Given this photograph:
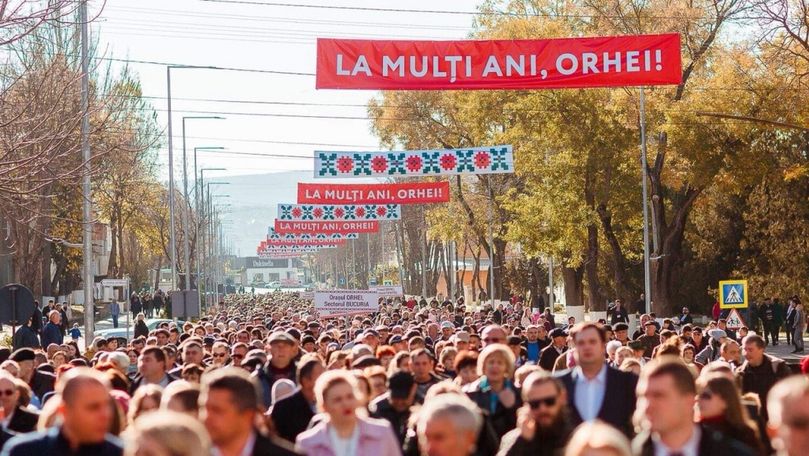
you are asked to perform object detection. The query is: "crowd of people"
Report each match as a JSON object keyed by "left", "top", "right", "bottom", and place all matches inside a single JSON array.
[{"left": 0, "top": 291, "right": 806, "bottom": 456}]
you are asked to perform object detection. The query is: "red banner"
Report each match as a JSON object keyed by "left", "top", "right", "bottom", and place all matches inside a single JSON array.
[
  {"left": 274, "top": 220, "right": 379, "bottom": 234},
  {"left": 316, "top": 34, "right": 681, "bottom": 90},
  {"left": 298, "top": 181, "right": 450, "bottom": 204}
]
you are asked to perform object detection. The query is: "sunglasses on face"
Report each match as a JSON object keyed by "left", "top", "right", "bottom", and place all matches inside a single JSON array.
[
  {"left": 213, "top": 352, "right": 228, "bottom": 358},
  {"left": 0, "top": 389, "right": 15, "bottom": 397},
  {"left": 527, "top": 396, "right": 557, "bottom": 409},
  {"left": 231, "top": 354, "right": 244, "bottom": 359}
]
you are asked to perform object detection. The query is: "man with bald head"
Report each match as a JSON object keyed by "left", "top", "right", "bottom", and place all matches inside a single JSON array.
[
  {"left": 2, "top": 368, "right": 123, "bottom": 455},
  {"left": 481, "top": 325, "right": 507, "bottom": 347}
]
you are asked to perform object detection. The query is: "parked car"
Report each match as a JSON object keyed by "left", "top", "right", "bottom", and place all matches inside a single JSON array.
[{"left": 94, "top": 318, "right": 183, "bottom": 340}]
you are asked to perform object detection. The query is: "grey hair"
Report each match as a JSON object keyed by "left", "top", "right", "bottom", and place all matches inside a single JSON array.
[{"left": 417, "top": 393, "right": 482, "bottom": 437}]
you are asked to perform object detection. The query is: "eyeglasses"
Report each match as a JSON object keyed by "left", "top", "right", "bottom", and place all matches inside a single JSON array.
[
  {"left": 0, "top": 389, "right": 15, "bottom": 397},
  {"left": 527, "top": 396, "right": 557, "bottom": 409},
  {"left": 231, "top": 354, "right": 244, "bottom": 359},
  {"left": 213, "top": 353, "right": 227, "bottom": 358}
]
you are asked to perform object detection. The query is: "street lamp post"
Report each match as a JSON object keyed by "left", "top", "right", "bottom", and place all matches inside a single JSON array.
[
  {"left": 181, "top": 117, "right": 223, "bottom": 292},
  {"left": 166, "top": 64, "right": 218, "bottom": 293},
  {"left": 199, "top": 177, "right": 227, "bottom": 307}
]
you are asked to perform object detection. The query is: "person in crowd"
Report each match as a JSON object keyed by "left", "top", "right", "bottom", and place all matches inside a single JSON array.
[
  {"left": 417, "top": 393, "right": 483, "bottom": 456},
  {"left": 1, "top": 368, "right": 124, "bottom": 455},
  {"left": 40, "top": 311, "right": 64, "bottom": 349},
  {"left": 255, "top": 331, "right": 298, "bottom": 409},
  {"left": 295, "top": 370, "right": 400, "bottom": 455},
  {"left": 270, "top": 354, "right": 324, "bottom": 444},
  {"left": 633, "top": 357, "right": 756, "bottom": 456},
  {"left": 134, "top": 314, "right": 149, "bottom": 340},
  {"left": 123, "top": 410, "right": 210, "bottom": 456},
  {"left": 737, "top": 334, "right": 791, "bottom": 421},
  {"left": 637, "top": 320, "right": 660, "bottom": 359},
  {"left": 696, "top": 374, "right": 765, "bottom": 454},
  {"left": 160, "top": 381, "right": 200, "bottom": 418},
  {"left": 558, "top": 322, "right": 637, "bottom": 435},
  {"left": 130, "top": 347, "right": 176, "bottom": 393},
  {"left": 369, "top": 369, "right": 416, "bottom": 445},
  {"left": 200, "top": 367, "right": 298, "bottom": 456},
  {"left": 610, "top": 299, "right": 629, "bottom": 325},
  {"left": 11, "top": 318, "right": 39, "bottom": 351},
  {"left": 565, "top": 421, "right": 632, "bottom": 456},
  {"left": 719, "top": 340, "right": 742, "bottom": 369},
  {"left": 766, "top": 376, "right": 809, "bottom": 456},
  {"left": 522, "top": 325, "right": 546, "bottom": 365},
  {"left": 10, "top": 348, "right": 54, "bottom": 401},
  {"left": 791, "top": 300, "right": 805, "bottom": 354},
  {"left": 129, "top": 384, "right": 162, "bottom": 422},
  {"left": 538, "top": 329, "right": 567, "bottom": 371},
  {"left": 0, "top": 372, "right": 38, "bottom": 433},
  {"left": 497, "top": 371, "right": 572, "bottom": 456},
  {"left": 463, "top": 343, "right": 521, "bottom": 440},
  {"left": 411, "top": 348, "right": 443, "bottom": 404}
]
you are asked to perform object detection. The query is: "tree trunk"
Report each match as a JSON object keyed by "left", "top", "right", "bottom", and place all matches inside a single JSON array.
[
  {"left": 648, "top": 132, "right": 704, "bottom": 316},
  {"left": 562, "top": 264, "right": 584, "bottom": 321},
  {"left": 109, "top": 209, "right": 118, "bottom": 277},
  {"left": 597, "top": 203, "right": 630, "bottom": 301}
]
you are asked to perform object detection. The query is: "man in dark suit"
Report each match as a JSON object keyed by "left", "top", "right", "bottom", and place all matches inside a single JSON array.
[
  {"left": 556, "top": 322, "right": 638, "bottom": 436},
  {"left": 10, "top": 348, "right": 54, "bottom": 401},
  {"left": 270, "top": 355, "right": 324, "bottom": 444},
  {"left": 201, "top": 367, "right": 299, "bottom": 456},
  {"left": 632, "top": 357, "right": 756, "bottom": 456},
  {"left": 539, "top": 328, "right": 568, "bottom": 371},
  {"left": 2, "top": 368, "right": 124, "bottom": 456}
]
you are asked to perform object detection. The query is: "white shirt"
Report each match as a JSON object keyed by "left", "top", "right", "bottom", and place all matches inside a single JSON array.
[
  {"left": 328, "top": 424, "right": 360, "bottom": 456},
  {"left": 652, "top": 425, "right": 701, "bottom": 456},
  {"left": 573, "top": 364, "right": 607, "bottom": 421}
]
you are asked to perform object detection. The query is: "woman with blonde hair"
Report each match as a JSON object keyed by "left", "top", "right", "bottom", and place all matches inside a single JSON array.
[
  {"left": 124, "top": 410, "right": 211, "bottom": 456},
  {"left": 128, "top": 384, "right": 162, "bottom": 423},
  {"left": 565, "top": 421, "right": 632, "bottom": 456},
  {"left": 295, "top": 370, "right": 400, "bottom": 455},
  {"left": 462, "top": 343, "right": 520, "bottom": 441}
]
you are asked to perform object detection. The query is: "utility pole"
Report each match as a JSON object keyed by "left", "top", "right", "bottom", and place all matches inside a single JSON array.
[
  {"left": 80, "top": 0, "right": 94, "bottom": 345},
  {"left": 639, "top": 87, "right": 652, "bottom": 315},
  {"left": 166, "top": 67, "right": 177, "bottom": 292}
]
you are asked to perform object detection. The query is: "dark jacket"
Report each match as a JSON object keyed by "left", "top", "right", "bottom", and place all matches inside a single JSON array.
[
  {"left": 30, "top": 369, "right": 55, "bottom": 401},
  {"left": 40, "top": 322, "right": 63, "bottom": 348},
  {"left": 632, "top": 425, "right": 757, "bottom": 456},
  {"left": 464, "top": 378, "right": 522, "bottom": 440},
  {"left": 0, "top": 426, "right": 123, "bottom": 456},
  {"left": 252, "top": 431, "right": 300, "bottom": 456},
  {"left": 736, "top": 354, "right": 791, "bottom": 421},
  {"left": 254, "top": 359, "right": 297, "bottom": 409},
  {"left": 496, "top": 414, "right": 573, "bottom": 456},
  {"left": 29, "top": 307, "right": 42, "bottom": 334},
  {"left": 539, "top": 345, "right": 566, "bottom": 371},
  {"left": 11, "top": 326, "right": 39, "bottom": 351},
  {"left": 134, "top": 320, "right": 149, "bottom": 339},
  {"left": 610, "top": 306, "right": 629, "bottom": 325},
  {"left": 557, "top": 365, "right": 638, "bottom": 436},
  {"left": 369, "top": 392, "right": 410, "bottom": 445},
  {"left": 6, "top": 406, "right": 38, "bottom": 434},
  {"left": 271, "top": 389, "right": 315, "bottom": 444}
]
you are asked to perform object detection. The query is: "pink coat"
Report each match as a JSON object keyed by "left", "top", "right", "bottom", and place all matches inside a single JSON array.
[{"left": 295, "top": 416, "right": 401, "bottom": 456}]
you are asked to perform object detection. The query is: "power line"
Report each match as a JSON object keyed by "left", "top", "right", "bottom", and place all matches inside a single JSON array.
[
  {"left": 179, "top": 135, "right": 378, "bottom": 148},
  {"left": 104, "top": 4, "right": 471, "bottom": 30},
  {"left": 197, "top": 0, "right": 742, "bottom": 20},
  {"left": 94, "top": 56, "right": 314, "bottom": 76}
]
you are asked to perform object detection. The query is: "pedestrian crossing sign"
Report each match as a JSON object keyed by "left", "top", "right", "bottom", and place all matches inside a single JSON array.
[{"left": 719, "top": 280, "right": 748, "bottom": 309}]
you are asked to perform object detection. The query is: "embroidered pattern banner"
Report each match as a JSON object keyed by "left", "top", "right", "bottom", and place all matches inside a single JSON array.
[
  {"left": 316, "top": 34, "right": 682, "bottom": 90},
  {"left": 274, "top": 220, "right": 380, "bottom": 234},
  {"left": 267, "top": 228, "right": 359, "bottom": 240},
  {"left": 314, "top": 146, "right": 513, "bottom": 178},
  {"left": 298, "top": 181, "right": 450, "bottom": 204},
  {"left": 278, "top": 203, "right": 401, "bottom": 221}
]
